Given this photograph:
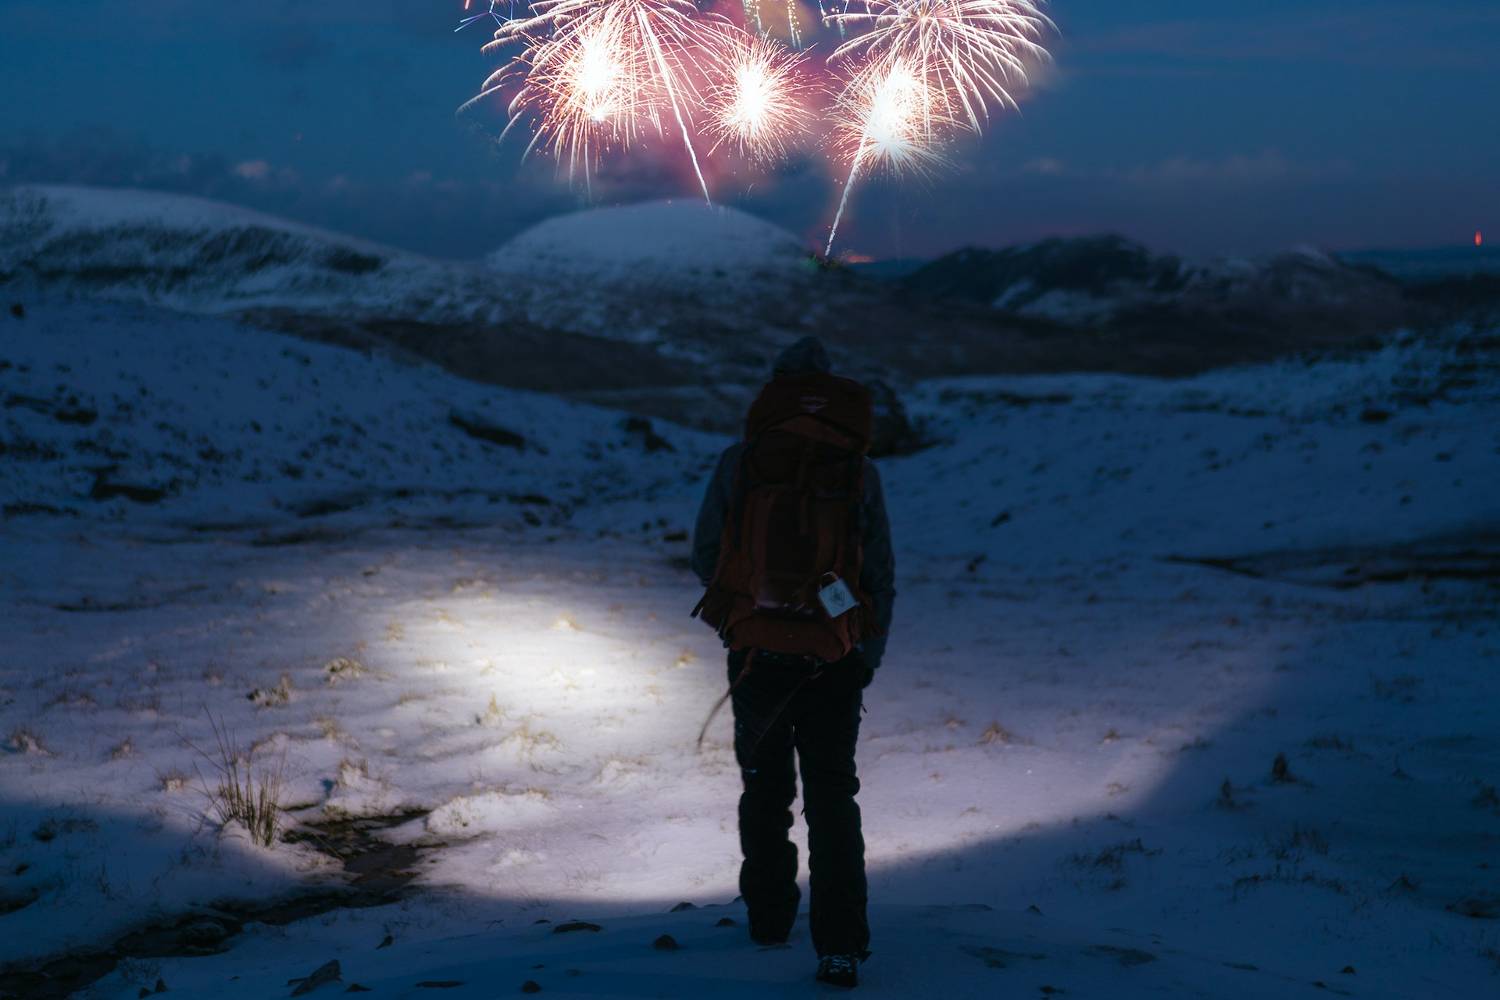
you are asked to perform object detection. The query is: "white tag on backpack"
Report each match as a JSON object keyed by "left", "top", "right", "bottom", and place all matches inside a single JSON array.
[{"left": 817, "top": 575, "right": 857, "bottom": 618}]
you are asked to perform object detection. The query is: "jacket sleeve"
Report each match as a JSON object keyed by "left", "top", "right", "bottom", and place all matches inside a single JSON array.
[
  {"left": 691, "top": 445, "right": 741, "bottom": 586},
  {"left": 858, "top": 459, "right": 896, "bottom": 673}
]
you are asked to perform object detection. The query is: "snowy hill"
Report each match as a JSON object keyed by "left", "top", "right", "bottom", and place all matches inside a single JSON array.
[
  {"left": 902, "top": 235, "right": 1415, "bottom": 337},
  {"left": 0, "top": 185, "right": 515, "bottom": 323},
  {"left": 0, "top": 188, "right": 881, "bottom": 430},
  {"left": 482, "top": 200, "right": 844, "bottom": 387},
  {"left": 489, "top": 200, "right": 809, "bottom": 284},
  {"left": 0, "top": 187, "right": 823, "bottom": 342},
  {"left": 0, "top": 188, "right": 823, "bottom": 437}
]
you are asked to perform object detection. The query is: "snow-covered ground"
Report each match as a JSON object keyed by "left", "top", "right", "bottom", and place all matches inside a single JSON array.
[
  {"left": 0, "top": 299, "right": 704, "bottom": 532},
  {"left": 2, "top": 301, "right": 1498, "bottom": 997}
]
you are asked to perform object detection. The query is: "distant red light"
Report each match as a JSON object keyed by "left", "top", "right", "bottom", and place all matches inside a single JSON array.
[{"left": 1478, "top": 230, "right": 1485, "bottom": 248}]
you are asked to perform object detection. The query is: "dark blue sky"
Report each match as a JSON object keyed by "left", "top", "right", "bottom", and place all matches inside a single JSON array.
[{"left": 2, "top": 0, "right": 1495, "bottom": 259}]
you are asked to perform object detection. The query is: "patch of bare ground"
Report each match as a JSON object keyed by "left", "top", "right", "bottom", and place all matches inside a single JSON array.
[{"left": 0, "top": 809, "right": 431, "bottom": 999}]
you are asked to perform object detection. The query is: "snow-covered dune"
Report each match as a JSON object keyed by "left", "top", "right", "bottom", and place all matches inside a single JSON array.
[
  {"left": 484, "top": 200, "right": 826, "bottom": 349},
  {"left": 489, "top": 200, "right": 808, "bottom": 281},
  {"left": 0, "top": 185, "right": 514, "bottom": 322}
]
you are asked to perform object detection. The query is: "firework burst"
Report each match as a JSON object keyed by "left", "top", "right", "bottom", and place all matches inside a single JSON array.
[
  {"left": 466, "top": 0, "right": 730, "bottom": 199},
  {"left": 826, "top": 60, "right": 951, "bottom": 254},
  {"left": 457, "top": 1, "right": 517, "bottom": 32},
  {"left": 499, "top": 10, "right": 652, "bottom": 183},
  {"left": 706, "top": 35, "right": 814, "bottom": 164},
  {"left": 825, "top": 0, "right": 1053, "bottom": 132},
  {"left": 459, "top": 0, "right": 1055, "bottom": 252}
]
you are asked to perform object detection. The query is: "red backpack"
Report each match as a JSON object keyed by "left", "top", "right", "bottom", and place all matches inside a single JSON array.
[{"left": 693, "top": 372, "right": 877, "bottom": 663}]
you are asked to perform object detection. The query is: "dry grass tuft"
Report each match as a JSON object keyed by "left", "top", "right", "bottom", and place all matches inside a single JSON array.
[
  {"left": 7, "top": 728, "right": 49, "bottom": 756},
  {"left": 476, "top": 692, "right": 505, "bottom": 727},
  {"left": 247, "top": 674, "right": 293, "bottom": 708},
  {"left": 189, "top": 712, "right": 286, "bottom": 847},
  {"left": 979, "top": 722, "right": 1023, "bottom": 746},
  {"left": 323, "top": 657, "right": 365, "bottom": 685}
]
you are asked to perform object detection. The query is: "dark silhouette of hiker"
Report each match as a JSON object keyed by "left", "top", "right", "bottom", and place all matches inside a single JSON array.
[{"left": 691, "top": 336, "right": 896, "bottom": 988}]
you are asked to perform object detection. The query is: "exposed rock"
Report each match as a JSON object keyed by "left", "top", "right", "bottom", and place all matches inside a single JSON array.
[
  {"left": 552, "top": 921, "right": 603, "bottom": 934},
  {"left": 866, "top": 379, "right": 928, "bottom": 457},
  {"left": 0, "top": 888, "right": 40, "bottom": 916},
  {"left": 88, "top": 468, "right": 168, "bottom": 504},
  {"left": 1447, "top": 894, "right": 1499, "bottom": 919},
  {"left": 288, "top": 959, "right": 341, "bottom": 995},
  {"left": 623, "top": 416, "right": 675, "bottom": 453},
  {"left": 178, "top": 918, "right": 232, "bottom": 952},
  {"left": 448, "top": 409, "right": 527, "bottom": 451}
]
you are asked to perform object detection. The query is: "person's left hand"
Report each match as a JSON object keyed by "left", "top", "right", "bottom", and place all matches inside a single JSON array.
[{"left": 850, "top": 651, "right": 875, "bottom": 689}]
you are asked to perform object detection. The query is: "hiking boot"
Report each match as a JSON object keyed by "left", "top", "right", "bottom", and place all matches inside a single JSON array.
[{"left": 816, "top": 954, "right": 859, "bottom": 988}]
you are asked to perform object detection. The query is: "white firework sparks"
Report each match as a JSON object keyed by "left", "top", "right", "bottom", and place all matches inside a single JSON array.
[
  {"left": 825, "top": 0, "right": 1053, "bottom": 132},
  {"left": 706, "top": 34, "right": 814, "bottom": 163},
  {"left": 826, "top": 59, "right": 952, "bottom": 255},
  {"left": 464, "top": 0, "right": 730, "bottom": 200},
  {"left": 457, "top": 0, "right": 1056, "bottom": 252}
]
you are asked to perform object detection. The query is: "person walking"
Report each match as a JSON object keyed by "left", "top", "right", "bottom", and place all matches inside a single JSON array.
[{"left": 691, "top": 336, "right": 896, "bottom": 988}]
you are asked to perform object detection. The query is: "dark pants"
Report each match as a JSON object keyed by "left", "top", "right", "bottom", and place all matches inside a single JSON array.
[{"left": 729, "top": 649, "right": 869, "bottom": 958}]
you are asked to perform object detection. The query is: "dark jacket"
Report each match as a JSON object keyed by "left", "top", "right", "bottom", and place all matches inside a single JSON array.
[{"left": 690, "top": 441, "right": 896, "bottom": 674}]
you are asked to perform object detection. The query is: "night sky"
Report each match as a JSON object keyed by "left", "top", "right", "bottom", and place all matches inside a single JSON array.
[{"left": 2, "top": 0, "right": 1495, "bottom": 259}]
